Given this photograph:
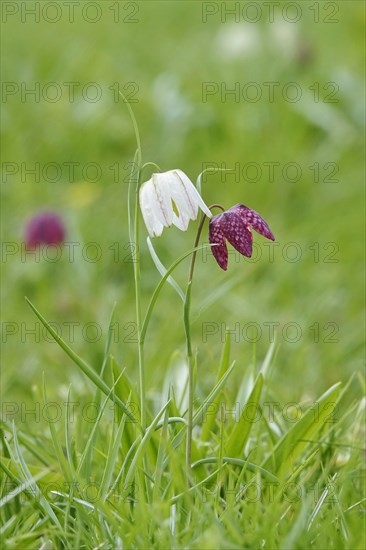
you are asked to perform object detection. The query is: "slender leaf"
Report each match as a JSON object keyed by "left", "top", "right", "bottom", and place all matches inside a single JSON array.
[
  {"left": 167, "top": 361, "right": 237, "bottom": 456},
  {"left": 262, "top": 382, "right": 342, "bottom": 476},
  {"left": 191, "top": 457, "right": 278, "bottom": 483},
  {"left": 25, "top": 298, "right": 139, "bottom": 426},
  {"left": 201, "top": 331, "right": 231, "bottom": 441},
  {"left": 140, "top": 243, "right": 211, "bottom": 344},
  {"left": 124, "top": 400, "right": 171, "bottom": 487},
  {"left": 12, "top": 423, "right": 62, "bottom": 531},
  {"left": 147, "top": 236, "right": 185, "bottom": 301},
  {"left": 225, "top": 373, "right": 264, "bottom": 458}
]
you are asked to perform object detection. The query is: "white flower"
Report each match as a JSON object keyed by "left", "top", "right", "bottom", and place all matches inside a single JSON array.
[{"left": 139, "top": 169, "right": 212, "bottom": 237}]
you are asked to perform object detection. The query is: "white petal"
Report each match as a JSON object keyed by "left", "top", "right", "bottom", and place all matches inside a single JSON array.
[
  {"left": 139, "top": 179, "right": 164, "bottom": 237},
  {"left": 174, "top": 169, "right": 212, "bottom": 219},
  {"left": 172, "top": 208, "right": 190, "bottom": 231},
  {"left": 170, "top": 170, "right": 197, "bottom": 219},
  {"left": 152, "top": 173, "right": 174, "bottom": 227},
  {"left": 139, "top": 169, "right": 211, "bottom": 237},
  {"left": 168, "top": 178, "right": 193, "bottom": 231}
]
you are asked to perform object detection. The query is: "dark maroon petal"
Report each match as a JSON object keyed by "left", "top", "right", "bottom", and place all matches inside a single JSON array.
[
  {"left": 230, "top": 204, "right": 275, "bottom": 241},
  {"left": 25, "top": 212, "right": 65, "bottom": 249},
  {"left": 209, "top": 214, "right": 228, "bottom": 270},
  {"left": 221, "top": 211, "right": 253, "bottom": 258}
]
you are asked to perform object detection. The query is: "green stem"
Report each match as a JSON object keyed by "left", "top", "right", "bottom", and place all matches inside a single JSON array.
[
  {"left": 119, "top": 90, "right": 145, "bottom": 429},
  {"left": 134, "top": 162, "right": 145, "bottom": 428},
  {"left": 184, "top": 282, "right": 193, "bottom": 476},
  {"left": 184, "top": 205, "right": 225, "bottom": 474}
]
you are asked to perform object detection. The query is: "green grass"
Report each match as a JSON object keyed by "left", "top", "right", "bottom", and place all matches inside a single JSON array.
[
  {"left": 1, "top": 1, "right": 365, "bottom": 548},
  {"left": 1, "top": 315, "right": 364, "bottom": 548}
]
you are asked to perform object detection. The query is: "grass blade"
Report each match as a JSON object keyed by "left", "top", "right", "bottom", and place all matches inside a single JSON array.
[
  {"left": 167, "top": 361, "right": 237, "bottom": 456},
  {"left": 147, "top": 236, "right": 185, "bottom": 301},
  {"left": 124, "top": 400, "right": 171, "bottom": 487},
  {"left": 201, "top": 331, "right": 231, "bottom": 441},
  {"left": 25, "top": 297, "right": 139, "bottom": 426},
  {"left": 225, "top": 373, "right": 264, "bottom": 458},
  {"left": 12, "top": 423, "right": 62, "bottom": 531},
  {"left": 262, "top": 382, "right": 342, "bottom": 476}
]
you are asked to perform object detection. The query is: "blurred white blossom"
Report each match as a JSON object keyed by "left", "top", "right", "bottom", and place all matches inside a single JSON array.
[{"left": 215, "top": 23, "right": 262, "bottom": 59}]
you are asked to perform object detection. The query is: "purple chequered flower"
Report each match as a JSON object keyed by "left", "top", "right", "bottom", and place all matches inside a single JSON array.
[
  {"left": 209, "top": 204, "right": 275, "bottom": 270},
  {"left": 25, "top": 212, "right": 65, "bottom": 250}
]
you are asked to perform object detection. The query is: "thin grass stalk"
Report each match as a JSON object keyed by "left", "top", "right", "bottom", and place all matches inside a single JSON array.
[{"left": 119, "top": 91, "right": 146, "bottom": 428}]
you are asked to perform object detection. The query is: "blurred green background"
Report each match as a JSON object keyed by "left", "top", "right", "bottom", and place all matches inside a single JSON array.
[{"left": 1, "top": 1, "right": 364, "bottom": 411}]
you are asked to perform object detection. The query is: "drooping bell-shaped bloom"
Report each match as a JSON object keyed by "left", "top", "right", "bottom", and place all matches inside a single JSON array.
[
  {"left": 25, "top": 211, "right": 65, "bottom": 249},
  {"left": 209, "top": 204, "right": 275, "bottom": 270},
  {"left": 139, "top": 169, "right": 212, "bottom": 238}
]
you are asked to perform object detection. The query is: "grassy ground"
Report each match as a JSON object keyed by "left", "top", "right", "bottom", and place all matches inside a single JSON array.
[{"left": 1, "top": 1, "right": 365, "bottom": 548}]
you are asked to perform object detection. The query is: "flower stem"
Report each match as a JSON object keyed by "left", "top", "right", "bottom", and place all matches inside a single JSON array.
[
  {"left": 134, "top": 166, "right": 146, "bottom": 429},
  {"left": 120, "top": 91, "right": 145, "bottom": 429},
  {"left": 184, "top": 210, "right": 217, "bottom": 474},
  {"left": 184, "top": 282, "right": 194, "bottom": 477}
]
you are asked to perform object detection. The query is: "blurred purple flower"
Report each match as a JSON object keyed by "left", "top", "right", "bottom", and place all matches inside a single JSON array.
[
  {"left": 25, "top": 212, "right": 65, "bottom": 249},
  {"left": 209, "top": 204, "right": 275, "bottom": 270}
]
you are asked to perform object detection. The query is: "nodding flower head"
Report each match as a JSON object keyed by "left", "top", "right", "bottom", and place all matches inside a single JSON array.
[
  {"left": 139, "top": 169, "right": 211, "bottom": 238},
  {"left": 209, "top": 204, "right": 275, "bottom": 270},
  {"left": 25, "top": 211, "right": 66, "bottom": 250}
]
